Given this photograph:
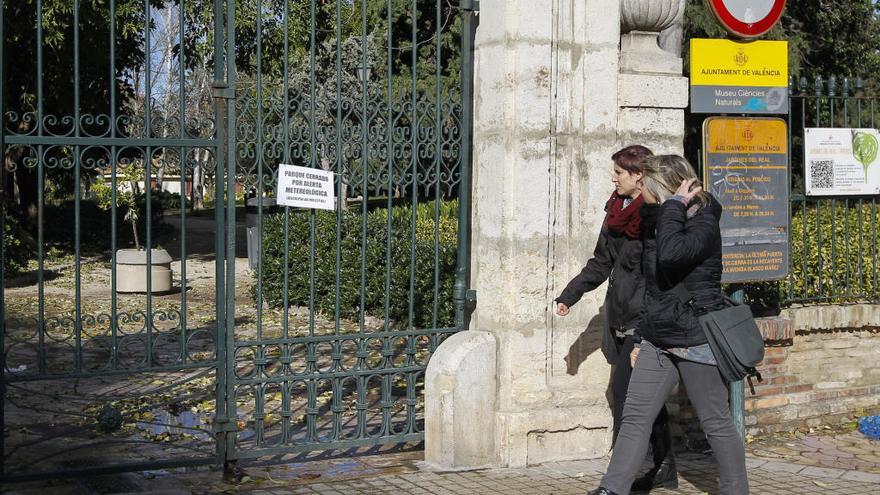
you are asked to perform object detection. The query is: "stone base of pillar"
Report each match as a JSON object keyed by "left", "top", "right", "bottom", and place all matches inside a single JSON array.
[
  {"left": 424, "top": 331, "right": 498, "bottom": 470},
  {"left": 619, "top": 31, "right": 682, "bottom": 75},
  {"left": 495, "top": 406, "right": 612, "bottom": 468},
  {"left": 425, "top": 330, "right": 614, "bottom": 470}
]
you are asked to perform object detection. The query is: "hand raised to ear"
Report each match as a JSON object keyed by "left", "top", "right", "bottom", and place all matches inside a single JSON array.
[{"left": 675, "top": 178, "right": 702, "bottom": 203}]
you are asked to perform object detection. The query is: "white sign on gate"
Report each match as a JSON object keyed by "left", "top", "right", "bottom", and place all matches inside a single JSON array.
[
  {"left": 276, "top": 163, "right": 336, "bottom": 210},
  {"left": 805, "top": 128, "right": 880, "bottom": 196}
]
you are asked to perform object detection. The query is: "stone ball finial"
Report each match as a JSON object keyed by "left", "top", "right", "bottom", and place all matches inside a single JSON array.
[{"left": 621, "top": 0, "right": 686, "bottom": 33}]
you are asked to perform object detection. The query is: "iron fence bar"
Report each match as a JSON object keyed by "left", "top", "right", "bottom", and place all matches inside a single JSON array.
[
  {"left": 110, "top": 0, "right": 119, "bottom": 371},
  {"left": 858, "top": 198, "right": 867, "bottom": 292},
  {"left": 308, "top": 0, "right": 317, "bottom": 339},
  {"left": 213, "top": 0, "right": 231, "bottom": 468},
  {"left": 178, "top": 0, "right": 186, "bottom": 140},
  {"left": 282, "top": 0, "right": 291, "bottom": 345},
  {"left": 813, "top": 88, "right": 824, "bottom": 300},
  {"left": 255, "top": 0, "right": 264, "bottom": 343},
  {"left": 431, "top": 0, "right": 442, "bottom": 331},
  {"left": 281, "top": 0, "right": 292, "bottom": 445},
  {"left": 72, "top": 0, "right": 82, "bottom": 372},
  {"left": 359, "top": 0, "right": 369, "bottom": 335},
  {"left": 178, "top": 0, "right": 188, "bottom": 365},
  {"left": 74, "top": 150, "right": 83, "bottom": 373},
  {"left": 36, "top": 0, "right": 47, "bottom": 377},
  {"left": 179, "top": 146, "right": 188, "bottom": 364},
  {"left": 36, "top": 153, "right": 46, "bottom": 374},
  {"left": 857, "top": 97, "right": 864, "bottom": 295},
  {"left": 801, "top": 92, "right": 808, "bottom": 297},
  {"left": 383, "top": 0, "right": 394, "bottom": 334},
  {"left": 873, "top": 100, "right": 878, "bottom": 301},
  {"left": 407, "top": 0, "right": 419, "bottom": 331},
  {"left": 74, "top": 0, "right": 83, "bottom": 373},
  {"left": 454, "top": 3, "right": 476, "bottom": 329},
  {"left": 829, "top": 90, "right": 837, "bottom": 299},
  {"left": 844, "top": 196, "right": 850, "bottom": 297},
  {"left": 146, "top": 143, "right": 154, "bottom": 365},
  {"left": 223, "top": 0, "right": 238, "bottom": 466},
  {"left": 144, "top": 0, "right": 152, "bottom": 138},
  {"left": 334, "top": 0, "right": 343, "bottom": 335}
]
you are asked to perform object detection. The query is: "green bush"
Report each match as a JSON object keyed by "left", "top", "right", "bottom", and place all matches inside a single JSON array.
[
  {"left": 148, "top": 190, "right": 190, "bottom": 211},
  {"left": 785, "top": 201, "right": 879, "bottom": 302},
  {"left": 258, "top": 200, "right": 458, "bottom": 329},
  {"left": 735, "top": 201, "right": 880, "bottom": 312}
]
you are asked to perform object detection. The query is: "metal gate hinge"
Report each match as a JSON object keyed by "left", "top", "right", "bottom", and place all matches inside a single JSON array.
[
  {"left": 459, "top": 0, "right": 479, "bottom": 11},
  {"left": 465, "top": 289, "right": 477, "bottom": 304},
  {"left": 211, "top": 83, "right": 235, "bottom": 100}
]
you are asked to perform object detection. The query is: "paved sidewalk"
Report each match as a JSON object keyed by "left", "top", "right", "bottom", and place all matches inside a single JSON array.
[
  {"left": 748, "top": 430, "right": 880, "bottom": 473},
  {"left": 4, "top": 432, "right": 880, "bottom": 494},
  {"left": 5, "top": 451, "right": 880, "bottom": 495}
]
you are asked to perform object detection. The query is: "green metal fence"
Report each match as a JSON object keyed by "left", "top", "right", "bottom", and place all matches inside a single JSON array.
[
  {"left": 1, "top": 0, "right": 474, "bottom": 480},
  {"left": 785, "top": 76, "right": 880, "bottom": 305},
  {"left": 222, "top": 0, "right": 475, "bottom": 465}
]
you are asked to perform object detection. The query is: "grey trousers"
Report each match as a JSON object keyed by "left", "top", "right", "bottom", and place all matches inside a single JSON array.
[{"left": 600, "top": 341, "right": 749, "bottom": 495}]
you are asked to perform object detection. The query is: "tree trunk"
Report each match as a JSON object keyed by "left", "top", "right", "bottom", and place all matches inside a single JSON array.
[{"left": 131, "top": 218, "right": 140, "bottom": 250}]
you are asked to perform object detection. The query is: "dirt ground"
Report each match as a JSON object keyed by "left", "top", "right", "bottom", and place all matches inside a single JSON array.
[{"left": 2, "top": 212, "right": 419, "bottom": 479}]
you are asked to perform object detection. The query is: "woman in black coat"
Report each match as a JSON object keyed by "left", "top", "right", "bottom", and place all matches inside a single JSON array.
[
  {"left": 588, "top": 155, "right": 748, "bottom": 495},
  {"left": 555, "top": 145, "right": 676, "bottom": 492}
]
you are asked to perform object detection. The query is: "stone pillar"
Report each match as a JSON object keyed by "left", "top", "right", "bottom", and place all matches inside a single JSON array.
[
  {"left": 425, "top": 0, "right": 624, "bottom": 469},
  {"left": 618, "top": 0, "right": 689, "bottom": 153}
]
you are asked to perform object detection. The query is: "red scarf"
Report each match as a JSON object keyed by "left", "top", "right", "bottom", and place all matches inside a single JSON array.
[{"left": 603, "top": 192, "right": 644, "bottom": 239}]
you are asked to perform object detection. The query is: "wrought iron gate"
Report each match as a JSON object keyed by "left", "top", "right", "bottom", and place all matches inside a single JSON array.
[
  {"left": 1, "top": 0, "right": 474, "bottom": 480},
  {"left": 221, "top": 0, "right": 475, "bottom": 464}
]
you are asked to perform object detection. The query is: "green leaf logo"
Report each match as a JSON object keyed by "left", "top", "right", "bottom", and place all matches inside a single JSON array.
[{"left": 852, "top": 131, "right": 878, "bottom": 180}]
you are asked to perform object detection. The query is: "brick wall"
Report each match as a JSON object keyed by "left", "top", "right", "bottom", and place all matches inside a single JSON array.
[{"left": 668, "top": 320, "right": 880, "bottom": 448}]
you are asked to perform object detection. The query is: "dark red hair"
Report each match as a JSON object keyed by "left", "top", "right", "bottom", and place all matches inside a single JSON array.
[{"left": 611, "top": 145, "right": 653, "bottom": 174}]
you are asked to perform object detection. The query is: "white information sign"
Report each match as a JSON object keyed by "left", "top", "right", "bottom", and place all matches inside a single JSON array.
[
  {"left": 276, "top": 163, "right": 336, "bottom": 210},
  {"left": 805, "top": 128, "right": 880, "bottom": 196}
]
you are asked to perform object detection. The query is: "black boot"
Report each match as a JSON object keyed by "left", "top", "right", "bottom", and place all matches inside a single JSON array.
[
  {"left": 631, "top": 418, "right": 677, "bottom": 492},
  {"left": 630, "top": 459, "right": 677, "bottom": 492},
  {"left": 587, "top": 488, "right": 620, "bottom": 495}
]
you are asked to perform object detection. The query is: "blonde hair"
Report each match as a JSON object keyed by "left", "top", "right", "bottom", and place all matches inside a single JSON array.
[{"left": 640, "top": 154, "right": 709, "bottom": 206}]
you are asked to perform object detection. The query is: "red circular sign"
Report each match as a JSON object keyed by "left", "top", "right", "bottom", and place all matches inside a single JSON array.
[{"left": 707, "top": 0, "right": 786, "bottom": 39}]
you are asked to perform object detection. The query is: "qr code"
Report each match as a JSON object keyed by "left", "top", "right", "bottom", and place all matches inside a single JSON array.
[{"left": 810, "top": 160, "right": 834, "bottom": 189}]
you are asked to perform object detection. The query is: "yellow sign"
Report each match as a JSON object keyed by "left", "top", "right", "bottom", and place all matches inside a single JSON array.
[
  {"left": 702, "top": 117, "right": 789, "bottom": 283},
  {"left": 691, "top": 38, "right": 788, "bottom": 87},
  {"left": 690, "top": 38, "right": 788, "bottom": 114},
  {"left": 705, "top": 118, "right": 787, "bottom": 154}
]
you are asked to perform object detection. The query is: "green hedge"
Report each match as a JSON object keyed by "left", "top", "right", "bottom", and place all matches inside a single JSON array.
[
  {"left": 744, "top": 201, "right": 880, "bottom": 310},
  {"left": 787, "top": 200, "right": 879, "bottom": 301},
  {"left": 258, "top": 200, "right": 458, "bottom": 329}
]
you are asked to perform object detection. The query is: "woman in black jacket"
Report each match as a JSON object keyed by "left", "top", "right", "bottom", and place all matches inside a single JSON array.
[
  {"left": 589, "top": 155, "right": 748, "bottom": 495},
  {"left": 555, "top": 145, "right": 676, "bottom": 491}
]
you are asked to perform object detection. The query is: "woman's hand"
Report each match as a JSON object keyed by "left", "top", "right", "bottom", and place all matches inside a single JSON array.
[
  {"left": 556, "top": 303, "right": 570, "bottom": 316},
  {"left": 630, "top": 347, "right": 640, "bottom": 368},
  {"left": 675, "top": 178, "right": 702, "bottom": 203}
]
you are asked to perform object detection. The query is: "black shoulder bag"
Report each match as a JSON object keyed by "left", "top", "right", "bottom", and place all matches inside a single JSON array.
[{"left": 675, "top": 286, "right": 765, "bottom": 394}]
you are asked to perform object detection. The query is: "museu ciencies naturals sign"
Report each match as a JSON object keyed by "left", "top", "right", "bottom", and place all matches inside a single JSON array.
[{"left": 690, "top": 38, "right": 788, "bottom": 114}]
